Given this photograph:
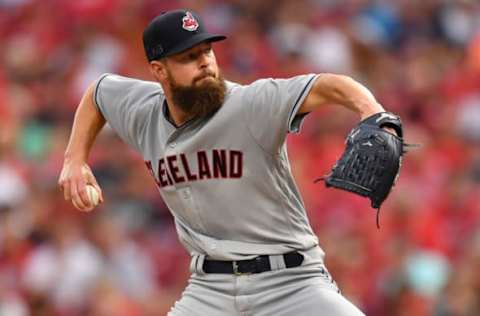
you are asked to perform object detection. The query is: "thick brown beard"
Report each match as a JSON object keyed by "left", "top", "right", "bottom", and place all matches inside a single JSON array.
[{"left": 167, "top": 72, "right": 226, "bottom": 119}]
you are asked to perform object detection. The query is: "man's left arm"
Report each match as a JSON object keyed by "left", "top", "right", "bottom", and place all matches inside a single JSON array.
[
  {"left": 304, "top": 74, "right": 407, "bottom": 218},
  {"left": 299, "top": 73, "right": 385, "bottom": 121}
]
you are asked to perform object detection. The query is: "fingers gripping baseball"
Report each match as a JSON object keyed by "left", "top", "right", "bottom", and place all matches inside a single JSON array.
[{"left": 58, "top": 162, "right": 103, "bottom": 212}]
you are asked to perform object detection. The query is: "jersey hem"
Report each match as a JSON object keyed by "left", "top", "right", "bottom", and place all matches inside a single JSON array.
[
  {"left": 287, "top": 74, "right": 319, "bottom": 134},
  {"left": 92, "top": 73, "right": 112, "bottom": 117}
]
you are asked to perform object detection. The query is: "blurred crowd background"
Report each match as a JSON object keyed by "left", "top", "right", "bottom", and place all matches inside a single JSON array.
[{"left": 1, "top": 0, "right": 480, "bottom": 315}]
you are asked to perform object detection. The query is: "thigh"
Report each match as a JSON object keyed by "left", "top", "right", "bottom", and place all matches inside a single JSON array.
[
  {"left": 167, "top": 274, "right": 238, "bottom": 316},
  {"left": 270, "top": 284, "right": 365, "bottom": 316},
  {"left": 252, "top": 267, "right": 365, "bottom": 316}
]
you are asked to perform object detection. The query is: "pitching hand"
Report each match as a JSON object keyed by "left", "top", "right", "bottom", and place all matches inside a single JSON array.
[{"left": 58, "top": 160, "right": 104, "bottom": 212}]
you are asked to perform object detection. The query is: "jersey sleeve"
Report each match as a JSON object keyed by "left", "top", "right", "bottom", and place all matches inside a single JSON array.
[
  {"left": 93, "top": 73, "right": 160, "bottom": 153},
  {"left": 242, "top": 74, "right": 318, "bottom": 154}
]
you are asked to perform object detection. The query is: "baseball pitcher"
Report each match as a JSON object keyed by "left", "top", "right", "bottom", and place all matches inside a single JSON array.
[{"left": 59, "top": 9, "right": 404, "bottom": 316}]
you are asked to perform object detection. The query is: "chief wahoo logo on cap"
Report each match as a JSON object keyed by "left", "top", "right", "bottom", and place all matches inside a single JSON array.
[{"left": 182, "top": 12, "right": 199, "bottom": 31}]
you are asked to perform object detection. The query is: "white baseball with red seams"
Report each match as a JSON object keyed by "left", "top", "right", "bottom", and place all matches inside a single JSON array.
[{"left": 86, "top": 185, "right": 100, "bottom": 206}]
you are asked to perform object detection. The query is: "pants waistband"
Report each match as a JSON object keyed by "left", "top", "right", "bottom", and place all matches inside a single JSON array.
[
  {"left": 202, "top": 251, "right": 304, "bottom": 275},
  {"left": 189, "top": 246, "right": 324, "bottom": 275}
]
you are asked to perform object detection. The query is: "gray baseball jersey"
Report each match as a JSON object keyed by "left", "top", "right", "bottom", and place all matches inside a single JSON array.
[{"left": 93, "top": 73, "right": 323, "bottom": 261}]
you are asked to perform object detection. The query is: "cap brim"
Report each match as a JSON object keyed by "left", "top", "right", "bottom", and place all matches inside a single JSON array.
[{"left": 165, "top": 33, "right": 227, "bottom": 57}]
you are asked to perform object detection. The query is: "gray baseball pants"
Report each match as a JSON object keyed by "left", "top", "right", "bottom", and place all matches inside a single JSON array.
[{"left": 168, "top": 247, "right": 365, "bottom": 316}]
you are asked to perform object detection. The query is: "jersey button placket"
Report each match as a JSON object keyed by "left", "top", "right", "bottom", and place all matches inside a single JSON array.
[{"left": 166, "top": 135, "right": 207, "bottom": 234}]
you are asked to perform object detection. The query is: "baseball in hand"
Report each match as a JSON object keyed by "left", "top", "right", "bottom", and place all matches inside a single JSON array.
[{"left": 86, "top": 185, "right": 100, "bottom": 206}]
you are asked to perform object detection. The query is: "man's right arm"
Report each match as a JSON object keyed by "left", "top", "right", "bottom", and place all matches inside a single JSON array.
[{"left": 58, "top": 82, "right": 105, "bottom": 212}]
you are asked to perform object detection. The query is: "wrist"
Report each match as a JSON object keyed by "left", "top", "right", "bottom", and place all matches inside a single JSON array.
[
  {"left": 359, "top": 103, "right": 385, "bottom": 121},
  {"left": 64, "top": 150, "right": 88, "bottom": 163}
]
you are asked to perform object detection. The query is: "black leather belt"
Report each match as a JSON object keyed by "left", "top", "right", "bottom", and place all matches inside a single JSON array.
[{"left": 202, "top": 252, "right": 304, "bottom": 275}]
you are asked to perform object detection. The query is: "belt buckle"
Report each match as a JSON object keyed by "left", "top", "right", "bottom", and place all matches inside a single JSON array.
[
  {"left": 233, "top": 261, "right": 243, "bottom": 275},
  {"left": 233, "top": 261, "right": 253, "bottom": 275}
]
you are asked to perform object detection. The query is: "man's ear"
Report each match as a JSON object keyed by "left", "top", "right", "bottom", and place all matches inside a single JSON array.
[{"left": 149, "top": 60, "right": 168, "bottom": 82}]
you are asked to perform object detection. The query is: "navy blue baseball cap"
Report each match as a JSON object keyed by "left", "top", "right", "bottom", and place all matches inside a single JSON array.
[{"left": 143, "top": 9, "right": 227, "bottom": 61}]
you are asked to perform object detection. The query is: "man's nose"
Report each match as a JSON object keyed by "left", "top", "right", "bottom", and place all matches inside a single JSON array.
[{"left": 198, "top": 53, "right": 211, "bottom": 69}]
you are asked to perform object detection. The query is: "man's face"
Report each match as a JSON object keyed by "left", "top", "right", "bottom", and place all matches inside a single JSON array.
[
  {"left": 165, "top": 42, "right": 220, "bottom": 87},
  {"left": 160, "top": 42, "right": 226, "bottom": 118}
]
